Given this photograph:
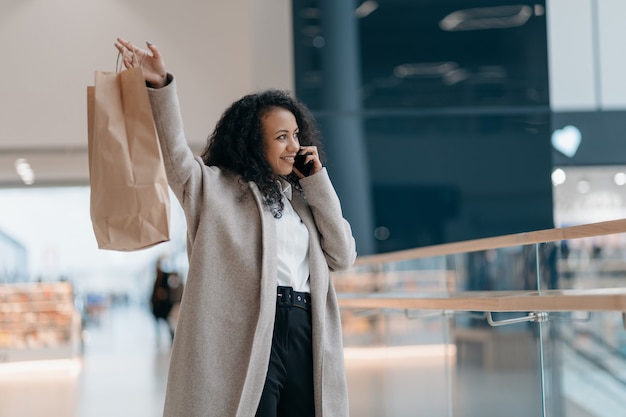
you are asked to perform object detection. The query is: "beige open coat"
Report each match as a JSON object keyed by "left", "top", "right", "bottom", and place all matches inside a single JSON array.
[{"left": 147, "top": 77, "right": 357, "bottom": 417}]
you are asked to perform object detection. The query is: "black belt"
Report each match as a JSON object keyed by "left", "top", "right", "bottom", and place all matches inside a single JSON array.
[{"left": 277, "top": 286, "right": 311, "bottom": 312}]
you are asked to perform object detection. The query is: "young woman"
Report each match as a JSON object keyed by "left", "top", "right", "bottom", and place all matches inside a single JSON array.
[{"left": 114, "top": 38, "right": 357, "bottom": 417}]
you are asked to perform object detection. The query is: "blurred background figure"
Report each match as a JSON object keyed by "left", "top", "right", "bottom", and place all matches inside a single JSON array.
[
  {"left": 150, "top": 258, "right": 184, "bottom": 346},
  {"left": 167, "top": 272, "right": 184, "bottom": 338}
]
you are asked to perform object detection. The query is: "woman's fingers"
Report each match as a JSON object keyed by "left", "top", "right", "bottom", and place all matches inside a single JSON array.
[
  {"left": 116, "top": 38, "right": 148, "bottom": 66},
  {"left": 116, "top": 38, "right": 138, "bottom": 53},
  {"left": 298, "top": 145, "right": 317, "bottom": 155},
  {"left": 146, "top": 42, "right": 161, "bottom": 59},
  {"left": 299, "top": 146, "right": 319, "bottom": 161},
  {"left": 116, "top": 39, "right": 163, "bottom": 68},
  {"left": 114, "top": 38, "right": 167, "bottom": 87},
  {"left": 298, "top": 146, "right": 322, "bottom": 175},
  {"left": 115, "top": 39, "right": 138, "bottom": 69},
  {"left": 115, "top": 38, "right": 134, "bottom": 56}
]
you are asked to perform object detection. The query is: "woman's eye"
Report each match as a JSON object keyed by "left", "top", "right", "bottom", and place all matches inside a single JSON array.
[{"left": 277, "top": 134, "right": 286, "bottom": 140}]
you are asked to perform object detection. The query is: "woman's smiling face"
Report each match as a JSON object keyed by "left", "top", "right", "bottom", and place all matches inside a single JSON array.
[{"left": 261, "top": 107, "right": 300, "bottom": 176}]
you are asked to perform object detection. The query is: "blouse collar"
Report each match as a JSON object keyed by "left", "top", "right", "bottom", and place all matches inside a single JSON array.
[{"left": 277, "top": 177, "right": 293, "bottom": 201}]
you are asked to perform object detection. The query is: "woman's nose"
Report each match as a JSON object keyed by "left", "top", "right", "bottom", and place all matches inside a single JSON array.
[{"left": 288, "top": 135, "right": 299, "bottom": 150}]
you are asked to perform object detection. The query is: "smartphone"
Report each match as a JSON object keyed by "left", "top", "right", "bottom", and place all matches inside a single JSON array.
[{"left": 294, "top": 152, "right": 313, "bottom": 176}]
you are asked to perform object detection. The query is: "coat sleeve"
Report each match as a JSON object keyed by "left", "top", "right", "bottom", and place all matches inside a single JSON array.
[
  {"left": 299, "top": 168, "right": 357, "bottom": 271},
  {"left": 146, "top": 74, "right": 204, "bottom": 207}
]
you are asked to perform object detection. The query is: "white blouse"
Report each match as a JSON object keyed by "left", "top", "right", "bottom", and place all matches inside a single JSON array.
[{"left": 275, "top": 179, "right": 310, "bottom": 292}]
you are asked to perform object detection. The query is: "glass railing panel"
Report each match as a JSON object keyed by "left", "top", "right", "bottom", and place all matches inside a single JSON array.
[
  {"left": 339, "top": 307, "right": 545, "bottom": 417},
  {"left": 342, "top": 309, "right": 455, "bottom": 417},
  {"left": 538, "top": 232, "right": 626, "bottom": 417},
  {"left": 335, "top": 243, "right": 548, "bottom": 416},
  {"left": 335, "top": 256, "right": 454, "bottom": 416},
  {"left": 555, "top": 232, "right": 626, "bottom": 291},
  {"left": 539, "top": 311, "right": 626, "bottom": 417},
  {"left": 449, "top": 244, "right": 545, "bottom": 292},
  {"left": 446, "top": 245, "right": 545, "bottom": 417},
  {"left": 452, "top": 317, "right": 544, "bottom": 417},
  {"left": 335, "top": 256, "right": 450, "bottom": 347}
]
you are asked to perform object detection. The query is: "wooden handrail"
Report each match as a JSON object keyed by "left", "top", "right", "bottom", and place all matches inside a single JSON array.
[
  {"left": 355, "top": 218, "right": 626, "bottom": 266},
  {"left": 337, "top": 288, "right": 626, "bottom": 312},
  {"left": 336, "top": 220, "right": 626, "bottom": 316}
]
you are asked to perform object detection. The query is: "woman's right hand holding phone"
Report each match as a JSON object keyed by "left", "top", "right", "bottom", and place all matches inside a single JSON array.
[{"left": 293, "top": 146, "right": 321, "bottom": 178}]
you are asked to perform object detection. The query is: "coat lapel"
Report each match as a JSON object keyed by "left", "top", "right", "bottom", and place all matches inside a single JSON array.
[
  {"left": 235, "top": 182, "right": 278, "bottom": 417},
  {"left": 290, "top": 187, "right": 329, "bottom": 413},
  {"left": 290, "top": 189, "right": 329, "bottom": 299}
]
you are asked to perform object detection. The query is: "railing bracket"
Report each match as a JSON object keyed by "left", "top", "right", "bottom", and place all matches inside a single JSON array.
[{"left": 487, "top": 311, "right": 549, "bottom": 327}]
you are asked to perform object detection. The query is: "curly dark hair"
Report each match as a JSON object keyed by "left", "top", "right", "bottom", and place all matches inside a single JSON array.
[{"left": 201, "top": 89, "right": 324, "bottom": 218}]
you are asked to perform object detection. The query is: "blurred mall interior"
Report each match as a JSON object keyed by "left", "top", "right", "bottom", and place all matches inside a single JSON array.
[{"left": 2, "top": 1, "right": 626, "bottom": 416}]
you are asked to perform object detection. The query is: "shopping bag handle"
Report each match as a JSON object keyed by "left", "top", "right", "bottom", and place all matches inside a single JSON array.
[{"left": 115, "top": 49, "right": 145, "bottom": 73}]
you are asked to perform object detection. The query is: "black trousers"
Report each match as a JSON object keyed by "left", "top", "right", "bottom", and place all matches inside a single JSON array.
[{"left": 256, "top": 288, "right": 315, "bottom": 417}]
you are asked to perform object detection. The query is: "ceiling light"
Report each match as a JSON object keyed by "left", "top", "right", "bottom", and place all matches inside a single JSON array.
[
  {"left": 614, "top": 172, "right": 626, "bottom": 186},
  {"left": 442, "top": 68, "right": 469, "bottom": 85},
  {"left": 577, "top": 180, "right": 590, "bottom": 194},
  {"left": 300, "top": 8, "right": 321, "bottom": 19},
  {"left": 439, "top": 5, "right": 532, "bottom": 32},
  {"left": 552, "top": 168, "right": 566, "bottom": 186},
  {"left": 374, "top": 226, "right": 390, "bottom": 241},
  {"left": 356, "top": 1, "right": 378, "bottom": 18},
  {"left": 394, "top": 62, "right": 458, "bottom": 78},
  {"left": 312, "top": 36, "right": 325, "bottom": 48},
  {"left": 14, "top": 158, "right": 35, "bottom": 185}
]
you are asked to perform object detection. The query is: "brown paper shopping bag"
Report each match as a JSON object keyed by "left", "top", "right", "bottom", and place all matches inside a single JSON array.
[{"left": 87, "top": 65, "right": 170, "bottom": 251}]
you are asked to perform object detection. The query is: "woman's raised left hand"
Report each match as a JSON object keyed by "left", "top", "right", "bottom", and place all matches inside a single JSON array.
[{"left": 114, "top": 38, "right": 168, "bottom": 88}]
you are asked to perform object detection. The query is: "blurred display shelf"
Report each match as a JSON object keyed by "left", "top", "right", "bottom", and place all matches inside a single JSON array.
[{"left": 0, "top": 282, "right": 81, "bottom": 363}]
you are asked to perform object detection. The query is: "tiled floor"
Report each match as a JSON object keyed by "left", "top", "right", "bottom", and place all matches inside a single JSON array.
[
  {"left": 0, "top": 305, "right": 171, "bottom": 417},
  {"left": 0, "top": 305, "right": 470, "bottom": 417},
  {"left": 0, "top": 304, "right": 465, "bottom": 417},
  {"left": 0, "top": 304, "right": 622, "bottom": 417}
]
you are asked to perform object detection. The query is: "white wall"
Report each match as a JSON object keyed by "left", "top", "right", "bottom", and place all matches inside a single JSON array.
[
  {"left": 0, "top": 0, "right": 293, "bottom": 183},
  {"left": 0, "top": 0, "right": 293, "bottom": 283},
  {"left": 547, "top": 0, "right": 626, "bottom": 111}
]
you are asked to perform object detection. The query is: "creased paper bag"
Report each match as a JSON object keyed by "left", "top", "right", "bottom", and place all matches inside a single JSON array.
[{"left": 87, "top": 66, "right": 170, "bottom": 251}]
